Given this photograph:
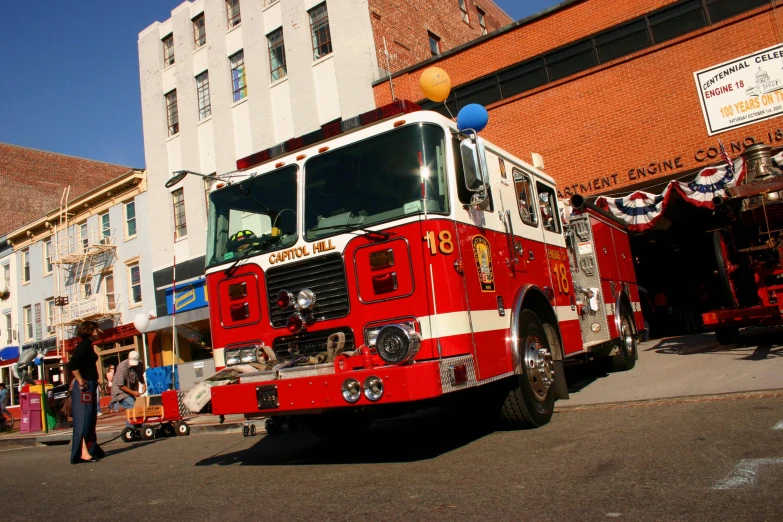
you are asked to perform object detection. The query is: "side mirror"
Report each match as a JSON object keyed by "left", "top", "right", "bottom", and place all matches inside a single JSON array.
[{"left": 460, "top": 140, "right": 483, "bottom": 191}]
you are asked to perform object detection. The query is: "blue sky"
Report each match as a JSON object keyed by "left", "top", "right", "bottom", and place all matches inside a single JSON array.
[{"left": 0, "top": 0, "right": 558, "bottom": 168}]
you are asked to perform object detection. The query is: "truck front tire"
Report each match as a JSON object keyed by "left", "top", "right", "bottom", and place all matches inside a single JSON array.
[
  {"left": 500, "top": 310, "right": 555, "bottom": 429},
  {"left": 610, "top": 312, "right": 637, "bottom": 372}
]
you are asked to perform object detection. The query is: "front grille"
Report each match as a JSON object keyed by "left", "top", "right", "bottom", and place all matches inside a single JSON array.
[
  {"left": 266, "top": 253, "right": 349, "bottom": 327},
  {"left": 272, "top": 327, "right": 355, "bottom": 359}
]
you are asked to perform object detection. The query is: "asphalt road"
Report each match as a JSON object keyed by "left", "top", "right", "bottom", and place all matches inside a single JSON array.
[{"left": 2, "top": 394, "right": 783, "bottom": 521}]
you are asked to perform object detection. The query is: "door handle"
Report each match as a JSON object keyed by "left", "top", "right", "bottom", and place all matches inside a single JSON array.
[{"left": 499, "top": 210, "right": 520, "bottom": 267}]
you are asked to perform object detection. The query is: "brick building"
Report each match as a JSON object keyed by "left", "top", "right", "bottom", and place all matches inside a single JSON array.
[
  {"left": 369, "top": 0, "right": 511, "bottom": 75},
  {"left": 372, "top": 0, "right": 780, "bottom": 334},
  {"left": 374, "top": 0, "right": 778, "bottom": 199},
  {"left": 0, "top": 143, "right": 131, "bottom": 237}
]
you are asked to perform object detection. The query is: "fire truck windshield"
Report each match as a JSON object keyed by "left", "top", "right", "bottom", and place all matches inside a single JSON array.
[
  {"left": 304, "top": 124, "right": 448, "bottom": 240},
  {"left": 206, "top": 165, "right": 298, "bottom": 267}
]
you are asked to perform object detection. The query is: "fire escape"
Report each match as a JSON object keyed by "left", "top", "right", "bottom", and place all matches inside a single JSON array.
[{"left": 53, "top": 190, "right": 120, "bottom": 343}]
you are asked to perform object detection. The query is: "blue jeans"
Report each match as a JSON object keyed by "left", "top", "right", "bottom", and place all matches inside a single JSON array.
[{"left": 110, "top": 396, "right": 136, "bottom": 426}]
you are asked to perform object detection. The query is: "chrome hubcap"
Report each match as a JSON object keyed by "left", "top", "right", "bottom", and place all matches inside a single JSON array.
[
  {"left": 523, "top": 335, "right": 554, "bottom": 401},
  {"left": 622, "top": 320, "right": 635, "bottom": 355}
]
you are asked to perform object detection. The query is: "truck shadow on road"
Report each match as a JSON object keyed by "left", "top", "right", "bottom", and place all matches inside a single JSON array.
[
  {"left": 647, "top": 329, "right": 783, "bottom": 359},
  {"left": 195, "top": 408, "right": 510, "bottom": 466}
]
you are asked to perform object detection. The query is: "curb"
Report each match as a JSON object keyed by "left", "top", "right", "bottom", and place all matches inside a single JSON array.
[
  {"left": 0, "top": 420, "right": 251, "bottom": 448},
  {"left": 555, "top": 389, "right": 783, "bottom": 412}
]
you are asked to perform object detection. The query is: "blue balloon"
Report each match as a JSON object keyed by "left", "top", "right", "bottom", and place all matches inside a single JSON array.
[{"left": 457, "top": 104, "right": 489, "bottom": 133}]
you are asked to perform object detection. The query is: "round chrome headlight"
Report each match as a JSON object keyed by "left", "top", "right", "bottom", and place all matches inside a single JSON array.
[
  {"left": 296, "top": 288, "right": 316, "bottom": 310},
  {"left": 375, "top": 325, "right": 420, "bottom": 364},
  {"left": 341, "top": 378, "right": 361, "bottom": 403},
  {"left": 363, "top": 376, "right": 383, "bottom": 401}
]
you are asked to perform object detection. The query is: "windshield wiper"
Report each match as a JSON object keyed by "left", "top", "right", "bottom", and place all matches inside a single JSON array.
[
  {"left": 224, "top": 235, "right": 281, "bottom": 276},
  {"left": 314, "top": 224, "right": 392, "bottom": 241}
]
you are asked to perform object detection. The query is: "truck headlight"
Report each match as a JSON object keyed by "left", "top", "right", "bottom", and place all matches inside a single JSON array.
[
  {"left": 372, "top": 324, "right": 420, "bottom": 364},
  {"left": 240, "top": 348, "right": 258, "bottom": 364},
  {"left": 296, "top": 288, "right": 316, "bottom": 310},
  {"left": 225, "top": 350, "right": 241, "bottom": 366}
]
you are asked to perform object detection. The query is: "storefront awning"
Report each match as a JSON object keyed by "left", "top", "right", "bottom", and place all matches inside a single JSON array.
[
  {"left": 145, "top": 306, "right": 209, "bottom": 333},
  {"left": 0, "top": 346, "right": 19, "bottom": 361}
]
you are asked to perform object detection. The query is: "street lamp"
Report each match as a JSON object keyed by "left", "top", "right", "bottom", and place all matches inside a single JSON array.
[{"left": 165, "top": 169, "right": 215, "bottom": 188}]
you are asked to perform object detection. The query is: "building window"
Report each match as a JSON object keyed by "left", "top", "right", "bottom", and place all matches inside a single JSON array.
[
  {"left": 99, "top": 212, "right": 111, "bottom": 244},
  {"left": 544, "top": 39, "right": 596, "bottom": 82},
  {"left": 477, "top": 7, "right": 487, "bottom": 35},
  {"left": 125, "top": 200, "right": 137, "bottom": 238},
  {"left": 81, "top": 279, "right": 92, "bottom": 300},
  {"left": 172, "top": 188, "right": 188, "bottom": 239},
  {"left": 80, "top": 222, "right": 89, "bottom": 252},
  {"left": 649, "top": 0, "right": 707, "bottom": 44},
  {"left": 226, "top": 0, "right": 241, "bottom": 27},
  {"left": 428, "top": 32, "right": 441, "bottom": 56},
  {"left": 459, "top": 0, "right": 469, "bottom": 23},
  {"left": 43, "top": 239, "right": 53, "bottom": 274},
  {"left": 104, "top": 273, "right": 116, "bottom": 310},
  {"left": 196, "top": 71, "right": 211, "bottom": 120},
  {"left": 230, "top": 51, "right": 247, "bottom": 102},
  {"left": 309, "top": 3, "right": 332, "bottom": 60},
  {"left": 708, "top": 0, "right": 769, "bottom": 24},
  {"left": 21, "top": 248, "right": 30, "bottom": 283},
  {"left": 128, "top": 263, "right": 142, "bottom": 305},
  {"left": 4, "top": 313, "right": 11, "bottom": 344},
  {"left": 193, "top": 13, "right": 206, "bottom": 47},
  {"left": 23, "top": 306, "right": 32, "bottom": 341},
  {"left": 594, "top": 19, "right": 651, "bottom": 63},
  {"left": 3, "top": 264, "right": 9, "bottom": 290},
  {"left": 45, "top": 298, "right": 55, "bottom": 335},
  {"left": 268, "top": 28, "right": 287, "bottom": 81},
  {"left": 166, "top": 90, "right": 179, "bottom": 136},
  {"left": 163, "top": 34, "right": 175, "bottom": 67}
]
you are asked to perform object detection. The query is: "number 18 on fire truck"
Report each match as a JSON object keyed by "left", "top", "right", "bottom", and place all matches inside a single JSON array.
[{"left": 168, "top": 88, "right": 644, "bottom": 438}]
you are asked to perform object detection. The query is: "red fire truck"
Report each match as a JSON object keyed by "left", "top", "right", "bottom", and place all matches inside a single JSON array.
[
  {"left": 703, "top": 144, "right": 783, "bottom": 344},
  {"left": 176, "top": 101, "right": 643, "bottom": 437}
]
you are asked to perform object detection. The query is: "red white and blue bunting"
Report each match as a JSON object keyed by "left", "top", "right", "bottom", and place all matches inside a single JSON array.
[{"left": 594, "top": 157, "right": 746, "bottom": 232}]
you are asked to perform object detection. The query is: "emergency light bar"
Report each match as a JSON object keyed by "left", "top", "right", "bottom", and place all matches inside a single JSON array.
[{"left": 235, "top": 100, "right": 421, "bottom": 171}]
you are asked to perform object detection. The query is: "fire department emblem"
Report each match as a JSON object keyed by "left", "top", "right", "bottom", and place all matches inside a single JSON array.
[{"left": 472, "top": 235, "right": 495, "bottom": 292}]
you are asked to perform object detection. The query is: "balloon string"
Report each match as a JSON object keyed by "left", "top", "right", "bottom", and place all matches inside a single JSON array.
[{"left": 443, "top": 101, "right": 456, "bottom": 121}]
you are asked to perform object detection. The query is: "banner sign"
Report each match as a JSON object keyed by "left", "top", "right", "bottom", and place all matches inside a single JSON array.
[
  {"left": 165, "top": 279, "right": 208, "bottom": 315},
  {"left": 69, "top": 294, "right": 101, "bottom": 321},
  {"left": 695, "top": 44, "right": 783, "bottom": 135},
  {"left": 34, "top": 303, "right": 42, "bottom": 341}
]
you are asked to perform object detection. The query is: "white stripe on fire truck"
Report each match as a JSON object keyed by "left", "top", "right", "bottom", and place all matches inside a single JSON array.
[
  {"left": 213, "top": 347, "right": 225, "bottom": 368},
  {"left": 419, "top": 306, "right": 580, "bottom": 341},
  {"left": 419, "top": 310, "right": 505, "bottom": 340}
]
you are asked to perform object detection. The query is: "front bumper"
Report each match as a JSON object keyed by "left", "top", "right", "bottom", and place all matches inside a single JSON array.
[{"left": 211, "top": 359, "right": 447, "bottom": 416}]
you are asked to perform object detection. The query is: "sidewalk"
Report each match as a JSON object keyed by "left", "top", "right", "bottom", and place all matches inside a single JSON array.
[
  {"left": 558, "top": 328, "right": 783, "bottom": 408},
  {"left": 0, "top": 409, "right": 249, "bottom": 447}
]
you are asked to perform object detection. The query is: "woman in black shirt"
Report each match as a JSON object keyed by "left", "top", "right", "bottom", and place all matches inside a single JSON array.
[{"left": 69, "top": 321, "right": 105, "bottom": 464}]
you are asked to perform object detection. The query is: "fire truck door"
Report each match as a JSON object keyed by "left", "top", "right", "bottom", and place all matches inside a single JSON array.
[{"left": 454, "top": 151, "right": 518, "bottom": 381}]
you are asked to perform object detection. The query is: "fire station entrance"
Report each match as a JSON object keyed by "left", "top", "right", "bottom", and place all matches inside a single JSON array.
[{"left": 625, "top": 191, "right": 727, "bottom": 339}]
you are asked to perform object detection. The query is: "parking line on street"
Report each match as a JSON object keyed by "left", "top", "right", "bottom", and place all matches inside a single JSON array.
[
  {"left": 713, "top": 458, "right": 783, "bottom": 489},
  {"left": 773, "top": 420, "right": 783, "bottom": 430}
]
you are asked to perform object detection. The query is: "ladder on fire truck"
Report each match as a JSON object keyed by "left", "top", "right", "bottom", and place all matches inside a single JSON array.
[{"left": 52, "top": 187, "right": 121, "bottom": 360}]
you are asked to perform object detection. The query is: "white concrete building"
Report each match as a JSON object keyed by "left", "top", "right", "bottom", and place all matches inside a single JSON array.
[{"left": 138, "top": 0, "right": 381, "bottom": 317}]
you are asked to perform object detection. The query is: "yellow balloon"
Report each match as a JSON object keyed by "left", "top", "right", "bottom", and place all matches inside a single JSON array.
[{"left": 419, "top": 67, "right": 452, "bottom": 103}]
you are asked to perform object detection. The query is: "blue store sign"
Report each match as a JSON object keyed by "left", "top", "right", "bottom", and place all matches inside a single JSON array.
[{"left": 165, "top": 279, "right": 208, "bottom": 315}]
